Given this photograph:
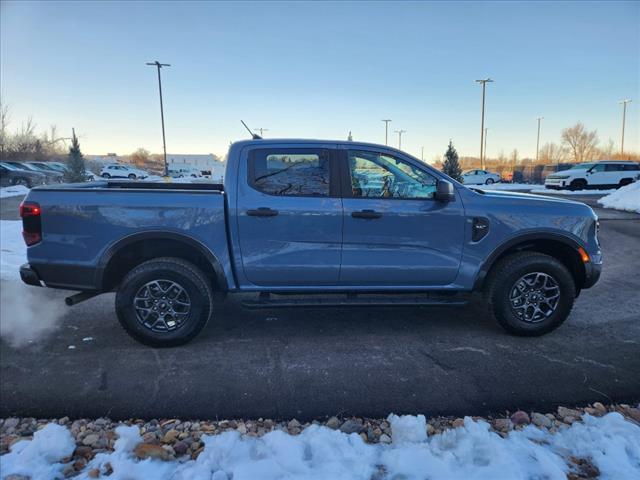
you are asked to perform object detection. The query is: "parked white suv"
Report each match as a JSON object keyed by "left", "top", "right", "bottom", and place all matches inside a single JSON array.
[
  {"left": 100, "top": 164, "right": 149, "bottom": 180},
  {"left": 461, "top": 169, "right": 501, "bottom": 185},
  {"left": 545, "top": 160, "right": 640, "bottom": 190}
]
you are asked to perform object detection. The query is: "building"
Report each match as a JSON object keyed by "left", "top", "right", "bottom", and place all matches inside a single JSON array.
[{"left": 167, "top": 154, "right": 225, "bottom": 181}]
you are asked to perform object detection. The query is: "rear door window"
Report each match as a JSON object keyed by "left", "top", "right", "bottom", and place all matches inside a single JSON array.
[{"left": 249, "top": 149, "right": 331, "bottom": 197}]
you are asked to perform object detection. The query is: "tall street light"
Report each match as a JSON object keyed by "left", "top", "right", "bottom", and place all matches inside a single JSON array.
[
  {"left": 146, "top": 61, "right": 171, "bottom": 176},
  {"left": 476, "top": 78, "right": 493, "bottom": 170},
  {"left": 536, "top": 117, "right": 544, "bottom": 163},
  {"left": 254, "top": 127, "right": 269, "bottom": 137},
  {"left": 484, "top": 128, "right": 488, "bottom": 164},
  {"left": 395, "top": 130, "right": 406, "bottom": 150},
  {"left": 619, "top": 99, "right": 632, "bottom": 156},
  {"left": 382, "top": 119, "right": 392, "bottom": 145}
]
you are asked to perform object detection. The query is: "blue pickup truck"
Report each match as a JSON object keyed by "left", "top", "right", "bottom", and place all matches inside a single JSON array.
[{"left": 19, "top": 139, "right": 602, "bottom": 347}]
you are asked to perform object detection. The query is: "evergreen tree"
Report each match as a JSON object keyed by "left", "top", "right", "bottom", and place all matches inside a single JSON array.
[
  {"left": 442, "top": 140, "right": 462, "bottom": 182},
  {"left": 64, "top": 128, "right": 86, "bottom": 183}
]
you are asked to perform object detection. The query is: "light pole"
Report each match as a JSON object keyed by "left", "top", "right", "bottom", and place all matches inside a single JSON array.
[
  {"left": 146, "top": 61, "right": 171, "bottom": 176},
  {"left": 619, "top": 99, "right": 632, "bottom": 156},
  {"left": 254, "top": 127, "right": 269, "bottom": 137},
  {"left": 382, "top": 119, "right": 392, "bottom": 145},
  {"left": 536, "top": 117, "right": 543, "bottom": 163},
  {"left": 476, "top": 78, "right": 493, "bottom": 170},
  {"left": 395, "top": 130, "right": 406, "bottom": 150},
  {"left": 484, "top": 128, "right": 488, "bottom": 165},
  {"left": 421, "top": 146, "right": 424, "bottom": 161}
]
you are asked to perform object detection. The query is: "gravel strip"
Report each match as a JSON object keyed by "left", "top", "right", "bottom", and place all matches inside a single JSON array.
[{"left": 1, "top": 403, "right": 639, "bottom": 477}]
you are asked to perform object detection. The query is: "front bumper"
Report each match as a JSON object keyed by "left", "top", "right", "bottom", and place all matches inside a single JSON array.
[
  {"left": 544, "top": 178, "right": 568, "bottom": 189},
  {"left": 583, "top": 260, "right": 602, "bottom": 289},
  {"left": 20, "top": 263, "right": 43, "bottom": 287}
]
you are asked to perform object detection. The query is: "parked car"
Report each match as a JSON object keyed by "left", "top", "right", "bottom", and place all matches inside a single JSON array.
[
  {"left": 35, "top": 161, "right": 97, "bottom": 181},
  {"left": 461, "top": 169, "right": 501, "bottom": 185},
  {"left": 24, "top": 162, "right": 68, "bottom": 183},
  {"left": 2, "top": 161, "right": 63, "bottom": 184},
  {"left": 168, "top": 166, "right": 203, "bottom": 178},
  {"left": 545, "top": 160, "right": 640, "bottom": 190},
  {"left": 100, "top": 164, "right": 149, "bottom": 179},
  {"left": 0, "top": 162, "right": 46, "bottom": 188},
  {"left": 20, "top": 139, "right": 601, "bottom": 347}
]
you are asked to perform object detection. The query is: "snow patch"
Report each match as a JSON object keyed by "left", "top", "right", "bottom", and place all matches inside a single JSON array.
[
  {"left": 2, "top": 413, "right": 639, "bottom": 480},
  {"left": 0, "top": 220, "right": 26, "bottom": 280},
  {"left": 597, "top": 181, "right": 640, "bottom": 213},
  {"left": 0, "top": 184, "right": 29, "bottom": 198},
  {"left": 0, "top": 423, "right": 75, "bottom": 480}
]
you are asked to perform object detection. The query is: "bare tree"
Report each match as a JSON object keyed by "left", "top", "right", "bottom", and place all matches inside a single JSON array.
[
  {"left": 561, "top": 122, "right": 599, "bottom": 163},
  {"left": 0, "top": 104, "right": 9, "bottom": 158},
  {"left": 538, "top": 142, "right": 567, "bottom": 165},
  {"left": 131, "top": 148, "right": 151, "bottom": 168}
]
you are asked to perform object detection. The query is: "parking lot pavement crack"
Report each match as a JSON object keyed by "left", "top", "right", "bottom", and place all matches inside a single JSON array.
[
  {"left": 574, "top": 356, "right": 617, "bottom": 371},
  {"left": 446, "top": 347, "right": 490, "bottom": 356},
  {"left": 417, "top": 349, "right": 455, "bottom": 372}
]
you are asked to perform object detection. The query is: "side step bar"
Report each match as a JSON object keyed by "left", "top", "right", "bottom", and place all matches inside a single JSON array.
[{"left": 241, "top": 292, "right": 469, "bottom": 309}]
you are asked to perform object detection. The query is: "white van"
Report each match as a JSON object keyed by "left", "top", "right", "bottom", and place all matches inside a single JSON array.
[
  {"left": 168, "top": 166, "right": 202, "bottom": 178},
  {"left": 545, "top": 161, "right": 640, "bottom": 190}
]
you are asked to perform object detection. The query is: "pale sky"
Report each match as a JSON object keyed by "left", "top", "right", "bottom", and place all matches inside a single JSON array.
[{"left": 1, "top": 0, "right": 639, "bottom": 160}]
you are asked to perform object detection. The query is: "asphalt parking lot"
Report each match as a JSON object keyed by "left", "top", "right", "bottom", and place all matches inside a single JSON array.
[{"left": 1, "top": 192, "right": 639, "bottom": 421}]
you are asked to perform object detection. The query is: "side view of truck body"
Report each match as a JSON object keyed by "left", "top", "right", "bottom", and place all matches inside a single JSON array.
[{"left": 20, "top": 139, "right": 602, "bottom": 346}]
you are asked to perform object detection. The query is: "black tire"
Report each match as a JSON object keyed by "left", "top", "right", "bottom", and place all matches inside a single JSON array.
[
  {"left": 619, "top": 178, "right": 633, "bottom": 188},
  {"left": 115, "top": 257, "right": 213, "bottom": 347},
  {"left": 485, "top": 178, "right": 495, "bottom": 185},
  {"left": 569, "top": 179, "right": 587, "bottom": 191},
  {"left": 128, "top": 173, "right": 137, "bottom": 180},
  {"left": 102, "top": 173, "right": 111, "bottom": 179},
  {"left": 12, "top": 177, "right": 31, "bottom": 188},
  {"left": 484, "top": 252, "right": 576, "bottom": 336}
]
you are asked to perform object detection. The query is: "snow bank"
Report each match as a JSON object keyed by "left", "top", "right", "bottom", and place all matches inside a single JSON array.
[
  {"left": 597, "top": 181, "right": 640, "bottom": 213},
  {"left": 0, "top": 185, "right": 29, "bottom": 198},
  {"left": 0, "top": 220, "right": 25, "bottom": 281},
  {"left": 2, "top": 413, "right": 639, "bottom": 480}
]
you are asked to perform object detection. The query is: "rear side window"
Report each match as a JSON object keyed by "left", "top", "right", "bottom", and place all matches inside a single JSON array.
[
  {"left": 605, "top": 164, "right": 622, "bottom": 172},
  {"left": 622, "top": 164, "right": 640, "bottom": 171},
  {"left": 249, "top": 149, "right": 330, "bottom": 197}
]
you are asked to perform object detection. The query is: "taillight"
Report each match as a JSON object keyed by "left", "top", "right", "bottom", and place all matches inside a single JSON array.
[{"left": 19, "top": 201, "right": 42, "bottom": 246}]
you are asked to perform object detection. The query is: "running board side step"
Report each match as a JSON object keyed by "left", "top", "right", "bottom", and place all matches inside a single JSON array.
[{"left": 241, "top": 293, "right": 469, "bottom": 309}]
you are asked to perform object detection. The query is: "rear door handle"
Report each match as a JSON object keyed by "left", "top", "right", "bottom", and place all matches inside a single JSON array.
[
  {"left": 351, "top": 209, "right": 382, "bottom": 219},
  {"left": 246, "top": 207, "right": 279, "bottom": 217}
]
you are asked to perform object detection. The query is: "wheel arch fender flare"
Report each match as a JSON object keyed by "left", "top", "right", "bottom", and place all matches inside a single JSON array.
[
  {"left": 473, "top": 232, "right": 587, "bottom": 290},
  {"left": 95, "top": 230, "right": 229, "bottom": 292}
]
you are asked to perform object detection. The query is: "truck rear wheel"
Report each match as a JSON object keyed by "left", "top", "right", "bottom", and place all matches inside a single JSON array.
[
  {"left": 115, "top": 257, "right": 213, "bottom": 347},
  {"left": 485, "top": 252, "right": 576, "bottom": 336}
]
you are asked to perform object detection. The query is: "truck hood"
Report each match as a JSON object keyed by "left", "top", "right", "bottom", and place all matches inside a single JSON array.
[{"left": 476, "top": 188, "right": 584, "bottom": 206}]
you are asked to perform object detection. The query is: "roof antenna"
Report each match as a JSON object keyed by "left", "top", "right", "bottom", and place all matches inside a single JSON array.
[{"left": 241, "top": 120, "right": 262, "bottom": 139}]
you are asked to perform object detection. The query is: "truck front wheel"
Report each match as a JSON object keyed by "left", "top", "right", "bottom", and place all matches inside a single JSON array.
[
  {"left": 115, "top": 257, "right": 213, "bottom": 347},
  {"left": 485, "top": 252, "right": 576, "bottom": 336}
]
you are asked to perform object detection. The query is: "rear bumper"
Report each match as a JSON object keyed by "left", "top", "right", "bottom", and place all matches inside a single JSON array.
[{"left": 20, "top": 263, "right": 43, "bottom": 287}]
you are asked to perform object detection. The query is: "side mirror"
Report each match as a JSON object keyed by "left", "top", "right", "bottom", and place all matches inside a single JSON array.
[{"left": 435, "top": 179, "right": 455, "bottom": 202}]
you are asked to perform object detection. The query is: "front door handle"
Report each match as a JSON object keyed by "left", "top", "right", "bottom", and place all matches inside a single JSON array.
[
  {"left": 247, "top": 207, "right": 279, "bottom": 217},
  {"left": 351, "top": 209, "right": 382, "bottom": 219}
]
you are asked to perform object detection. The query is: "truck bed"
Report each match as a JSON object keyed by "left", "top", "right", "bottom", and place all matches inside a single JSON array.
[{"left": 24, "top": 181, "right": 232, "bottom": 291}]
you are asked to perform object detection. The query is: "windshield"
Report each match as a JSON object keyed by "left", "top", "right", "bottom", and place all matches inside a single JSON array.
[{"left": 568, "top": 163, "right": 595, "bottom": 170}]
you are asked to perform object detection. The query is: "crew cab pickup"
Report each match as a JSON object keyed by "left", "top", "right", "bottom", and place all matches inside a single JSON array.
[{"left": 20, "top": 139, "right": 602, "bottom": 347}]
